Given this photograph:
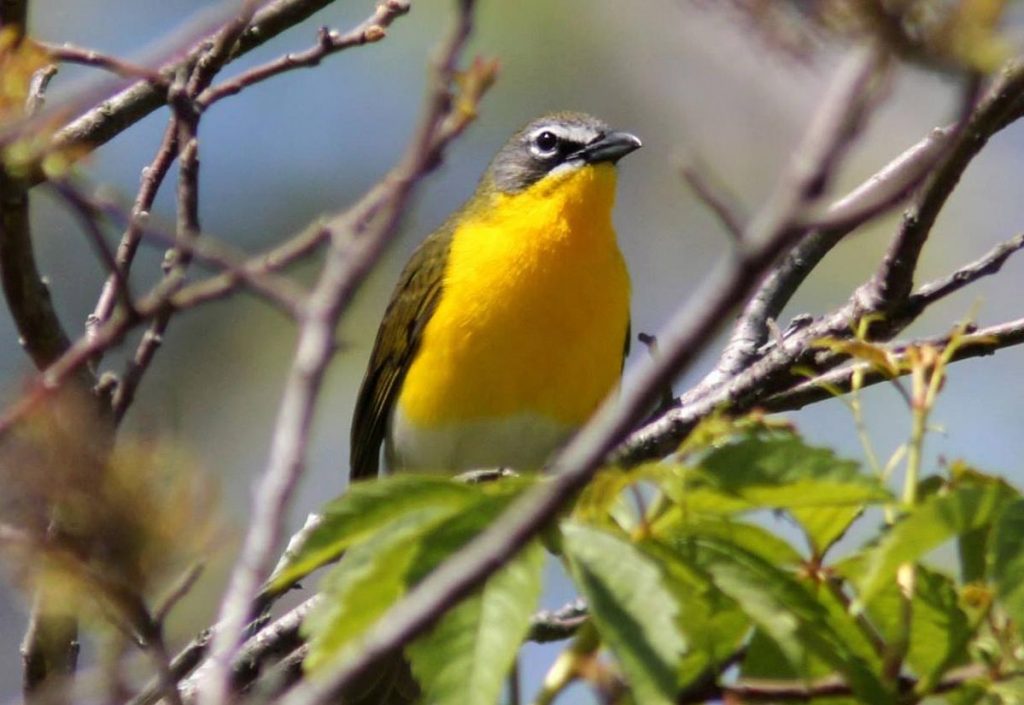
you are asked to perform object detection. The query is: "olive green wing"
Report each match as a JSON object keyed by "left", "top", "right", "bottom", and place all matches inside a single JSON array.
[{"left": 349, "top": 227, "right": 452, "bottom": 481}]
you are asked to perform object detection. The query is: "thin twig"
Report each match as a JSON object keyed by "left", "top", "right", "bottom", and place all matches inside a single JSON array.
[
  {"left": 90, "top": 196, "right": 306, "bottom": 318},
  {"left": 110, "top": 76, "right": 201, "bottom": 423},
  {"left": 17, "top": 0, "right": 396, "bottom": 186},
  {"left": 679, "top": 156, "right": 746, "bottom": 241},
  {"left": 903, "top": 232, "right": 1024, "bottom": 314},
  {"left": 41, "top": 41, "right": 168, "bottom": 83},
  {"left": 0, "top": 218, "right": 328, "bottom": 437},
  {"left": 197, "top": 0, "right": 411, "bottom": 108},
  {"left": 89, "top": 119, "right": 179, "bottom": 341},
  {"left": 26, "top": 64, "right": 59, "bottom": 116},
  {"left": 761, "top": 316, "right": 1024, "bottom": 413},
  {"left": 50, "top": 181, "right": 136, "bottom": 317}
]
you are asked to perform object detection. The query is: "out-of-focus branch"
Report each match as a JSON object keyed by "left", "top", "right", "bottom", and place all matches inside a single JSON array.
[
  {"left": 197, "top": 2, "right": 493, "bottom": 703},
  {"left": 89, "top": 120, "right": 178, "bottom": 341},
  {"left": 50, "top": 181, "right": 136, "bottom": 317},
  {"left": 679, "top": 153, "right": 746, "bottom": 241},
  {"left": 40, "top": 42, "right": 167, "bottom": 83},
  {"left": 90, "top": 195, "right": 307, "bottom": 317},
  {"left": 1, "top": 3, "right": 94, "bottom": 698},
  {"left": 272, "top": 46, "right": 885, "bottom": 705},
  {"left": 25, "top": 0, "right": 389, "bottom": 186},
  {"left": 109, "top": 74, "right": 202, "bottom": 423},
  {"left": 197, "top": 0, "right": 411, "bottom": 107},
  {"left": 0, "top": 214, "right": 328, "bottom": 437}
]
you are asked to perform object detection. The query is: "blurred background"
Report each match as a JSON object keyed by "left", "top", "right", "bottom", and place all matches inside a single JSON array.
[{"left": 2, "top": 0, "right": 1024, "bottom": 701}]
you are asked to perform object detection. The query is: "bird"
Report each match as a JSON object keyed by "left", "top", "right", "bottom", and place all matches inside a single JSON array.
[{"left": 350, "top": 112, "right": 641, "bottom": 480}]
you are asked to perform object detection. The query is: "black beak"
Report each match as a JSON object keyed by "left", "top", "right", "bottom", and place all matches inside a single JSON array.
[{"left": 575, "top": 130, "right": 642, "bottom": 164}]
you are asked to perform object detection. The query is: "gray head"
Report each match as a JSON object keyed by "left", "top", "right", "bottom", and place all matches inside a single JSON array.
[{"left": 486, "top": 112, "right": 642, "bottom": 194}]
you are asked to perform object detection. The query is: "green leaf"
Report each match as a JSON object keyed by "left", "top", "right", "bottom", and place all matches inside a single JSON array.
[
  {"left": 680, "top": 434, "right": 888, "bottom": 556},
  {"left": 653, "top": 512, "right": 804, "bottom": 566},
  {"left": 563, "top": 522, "right": 686, "bottom": 705},
  {"left": 792, "top": 505, "right": 864, "bottom": 557},
  {"left": 302, "top": 507, "right": 443, "bottom": 672},
  {"left": 866, "top": 567, "right": 971, "bottom": 689},
  {"left": 858, "top": 484, "right": 1014, "bottom": 605},
  {"left": 269, "top": 476, "right": 483, "bottom": 592},
  {"left": 699, "top": 434, "right": 883, "bottom": 505},
  {"left": 640, "top": 539, "right": 750, "bottom": 688},
  {"left": 689, "top": 537, "right": 891, "bottom": 704},
  {"left": 991, "top": 498, "right": 1024, "bottom": 626},
  {"left": 407, "top": 542, "right": 544, "bottom": 705},
  {"left": 302, "top": 486, "right": 528, "bottom": 674}
]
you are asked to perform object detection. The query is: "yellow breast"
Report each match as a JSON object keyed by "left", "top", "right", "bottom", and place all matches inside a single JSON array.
[{"left": 395, "top": 163, "right": 630, "bottom": 435}]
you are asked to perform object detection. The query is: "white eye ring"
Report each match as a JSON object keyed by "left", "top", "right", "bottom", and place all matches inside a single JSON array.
[{"left": 530, "top": 130, "right": 560, "bottom": 158}]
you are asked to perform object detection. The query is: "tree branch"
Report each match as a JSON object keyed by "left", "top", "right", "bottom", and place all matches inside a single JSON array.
[
  {"left": 27, "top": 0, "right": 400, "bottom": 186},
  {"left": 271, "top": 45, "right": 887, "bottom": 705},
  {"left": 197, "top": 0, "right": 411, "bottom": 108},
  {"left": 762, "top": 316, "right": 1024, "bottom": 413},
  {"left": 196, "top": 3, "right": 492, "bottom": 703}
]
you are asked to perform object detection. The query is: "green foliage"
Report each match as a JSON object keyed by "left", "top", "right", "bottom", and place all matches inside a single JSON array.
[
  {"left": 293, "top": 424, "right": 1024, "bottom": 704},
  {"left": 407, "top": 542, "right": 544, "bottom": 705},
  {"left": 563, "top": 522, "right": 686, "bottom": 705}
]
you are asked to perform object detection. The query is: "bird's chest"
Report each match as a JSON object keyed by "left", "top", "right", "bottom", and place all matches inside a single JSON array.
[{"left": 390, "top": 189, "right": 630, "bottom": 472}]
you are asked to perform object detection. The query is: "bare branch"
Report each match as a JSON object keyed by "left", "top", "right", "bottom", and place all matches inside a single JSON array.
[
  {"left": 197, "top": 2, "right": 492, "bottom": 703},
  {"left": 903, "top": 232, "right": 1024, "bottom": 314},
  {"left": 40, "top": 41, "right": 168, "bottom": 83},
  {"left": 90, "top": 196, "right": 306, "bottom": 317},
  {"left": 867, "top": 72, "right": 1005, "bottom": 306},
  {"left": 761, "top": 316, "right": 1024, "bottom": 413},
  {"left": 90, "top": 120, "right": 179, "bottom": 339},
  {"left": 692, "top": 119, "right": 959, "bottom": 399},
  {"left": 679, "top": 154, "right": 746, "bottom": 241},
  {"left": 197, "top": 0, "right": 411, "bottom": 108},
  {"left": 50, "top": 181, "right": 136, "bottom": 318},
  {"left": 21, "top": 0, "right": 406, "bottom": 186},
  {"left": 110, "top": 79, "right": 201, "bottom": 423}
]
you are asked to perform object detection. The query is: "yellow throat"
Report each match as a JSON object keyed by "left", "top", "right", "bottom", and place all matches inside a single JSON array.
[{"left": 389, "top": 162, "right": 630, "bottom": 470}]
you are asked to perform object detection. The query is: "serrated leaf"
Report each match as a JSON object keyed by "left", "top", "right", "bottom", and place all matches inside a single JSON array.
[
  {"left": 653, "top": 512, "right": 804, "bottom": 566},
  {"left": 700, "top": 435, "right": 872, "bottom": 495},
  {"left": 563, "top": 522, "right": 686, "bottom": 705},
  {"left": 303, "top": 486, "right": 528, "bottom": 674},
  {"left": 640, "top": 539, "right": 750, "bottom": 688},
  {"left": 858, "top": 484, "right": 1014, "bottom": 605},
  {"left": 793, "top": 505, "right": 864, "bottom": 557},
  {"left": 865, "top": 566, "right": 971, "bottom": 689},
  {"left": 270, "top": 476, "right": 482, "bottom": 592},
  {"left": 407, "top": 542, "right": 544, "bottom": 705},
  {"left": 991, "top": 498, "right": 1024, "bottom": 626},
  {"left": 302, "top": 508, "right": 443, "bottom": 672},
  {"left": 691, "top": 435, "right": 887, "bottom": 555},
  {"left": 690, "top": 537, "right": 891, "bottom": 704}
]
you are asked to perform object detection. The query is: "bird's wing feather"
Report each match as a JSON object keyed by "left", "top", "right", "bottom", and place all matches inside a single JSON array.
[{"left": 349, "top": 225, "right": 453, "bottom": 480}]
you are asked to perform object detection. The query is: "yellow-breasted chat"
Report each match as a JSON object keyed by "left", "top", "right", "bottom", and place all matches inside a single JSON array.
[{"left": 350, "top": 112, "right": 641, "bottom": 479}]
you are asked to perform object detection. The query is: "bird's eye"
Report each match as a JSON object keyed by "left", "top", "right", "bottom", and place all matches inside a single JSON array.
[{"left": 533, "top": 130, "right": 559, "bottom": 154}]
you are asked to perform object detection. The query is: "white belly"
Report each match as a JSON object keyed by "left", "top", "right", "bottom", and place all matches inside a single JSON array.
[{"left": 386, "top": 407, "right": 575, "bottom": 473}]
